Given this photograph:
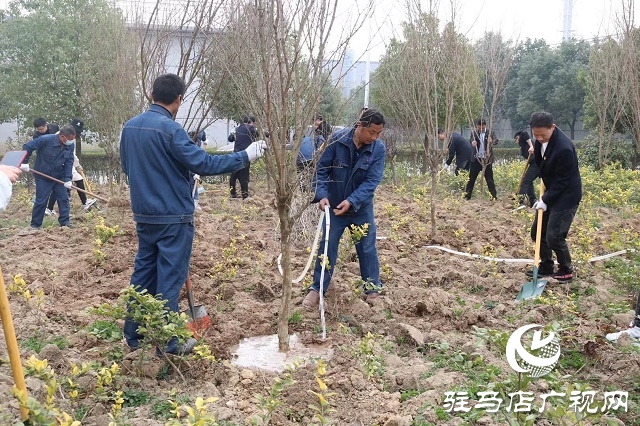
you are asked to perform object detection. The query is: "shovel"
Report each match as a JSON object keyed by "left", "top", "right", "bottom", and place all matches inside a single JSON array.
[
  {"left": 182, "top": 274, "right": 211, "bottom": 337},
  {"left": 0, "top": 265, "right": 29, "bottom": 420},
  {"left": 517, "top": 182, "right": 548, "bottom": 301}
]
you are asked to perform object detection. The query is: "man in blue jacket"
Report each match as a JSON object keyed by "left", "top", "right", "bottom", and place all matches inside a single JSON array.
[
  {"left": 21, "top": 125, "right": 77, "bottom": 228},
  {"left": 120, "top": 73, "right": 266, "bottom": 355},
  {"left": 302, "top": 108, "right": 386, "bottom": 309},
  {"left": 527, "top": 111, "right": 582, "bottom": 282}
]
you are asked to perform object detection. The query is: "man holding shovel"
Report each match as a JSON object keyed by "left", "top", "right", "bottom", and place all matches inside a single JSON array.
[
  {"left": 526, "top": 112, "right": 582, "bottom": 283},
  {"left": 120, "top": 73, "right": 266, "bottom": 355},
  {"left": 20, "top": 125, "right": 77, "bottom": 228}
]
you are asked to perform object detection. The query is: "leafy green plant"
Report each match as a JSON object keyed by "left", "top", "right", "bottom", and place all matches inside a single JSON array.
[
  {"left": 87, "top": 320, "right": 122, "bottom": 342},
  {"left": 308, "top": 359, "right": 336, "bottom": 425},
  {"left": 91, "top": 286, "right": 192, "bottom": 359},
  {"left": 165, "top": 396, "right": 219, "bottom": 426},
  {"left": 288, "top": 310, "right": 303, "bottom": 325},
  {"left": 251, "top": 362, "right": 298, "bottom": 425},
  {"left": 354, "top": 332, "right": 385, "bottom": 380},
  {"left": 21, "top": 333, "right": 69, "bottom": 354}
]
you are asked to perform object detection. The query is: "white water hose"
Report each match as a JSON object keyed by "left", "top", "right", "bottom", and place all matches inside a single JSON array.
[
  {"left": 277, "top": 210, "right": 324, "bottom": 283},
  {"left": 422, "top": 246, "right": 636, "bottom": 264},
  {"left": 318, "top": 205, "right": 330, "bottom": 340},
  {"left": 275, "top": 206, "right": 328, "bottom": 339}
]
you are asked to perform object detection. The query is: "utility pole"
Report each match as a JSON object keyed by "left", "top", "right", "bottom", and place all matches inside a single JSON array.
[
  {"left": 562, "top": 0, "right": 575, "bottom": 41},
  {"left": 363, "top": 0, "right": 373, "bottom": 108}
]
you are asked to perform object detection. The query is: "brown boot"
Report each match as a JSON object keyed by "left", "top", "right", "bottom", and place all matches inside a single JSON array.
[
  {"left": 365, "top": 292, "right": 379, "bottom": 305},
  {"left": 302, "top": 290, "right": 320, "bottom": 310}
]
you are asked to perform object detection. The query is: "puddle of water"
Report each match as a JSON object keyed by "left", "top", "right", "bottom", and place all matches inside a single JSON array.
[{"left": 230, "top": 334, "right": 333, "bottom": 373}]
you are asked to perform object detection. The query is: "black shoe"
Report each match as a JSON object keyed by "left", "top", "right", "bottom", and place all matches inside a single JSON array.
[
  {"left": 552, "top": 271, "right": 573, "bottom": 282},
  {"left": 165, "top": 338, "right": 198, "bottom": 356},
  {"left": 525, "top": 268, "right": 554, "bottom": 278}
]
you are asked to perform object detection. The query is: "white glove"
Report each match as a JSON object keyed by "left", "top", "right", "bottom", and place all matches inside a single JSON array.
[
  {"left": 532, "top": 199, "right": 547, "bottom": 211},
  {"left": 64, "top": 181, "right": 73, "bottom": 189},
  {"left": 245, "top": 140, "right": 267, "bottom": 162},
  {"left": 193, "top": 174, "right": 200, "bottom": 181},
  {"left": 20, "top": 163, "right": 30, "bottom": 172}
]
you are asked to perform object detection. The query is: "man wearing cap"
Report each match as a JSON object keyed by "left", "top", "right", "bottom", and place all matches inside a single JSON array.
[{"left": 465, "top": 118, "right": 499, "bottom": 200}]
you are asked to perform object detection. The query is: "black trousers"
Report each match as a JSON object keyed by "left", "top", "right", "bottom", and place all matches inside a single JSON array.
[
  {"left": 465, "top": 161, "right": 496, "bottom": 199},
  {"left": 229, "top": 165, "right": 251, "bottom": 199},
  {"left": 531, "top": 206, "right": 578, "bottom": 273}
]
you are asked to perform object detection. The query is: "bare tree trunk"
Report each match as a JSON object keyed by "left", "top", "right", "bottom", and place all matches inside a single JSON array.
[
  {"left": 277, "top": 203, "right": 293, "bottom": 352},
  {"left": 430, "top": 169, "right": 437, "bottom": 237}
]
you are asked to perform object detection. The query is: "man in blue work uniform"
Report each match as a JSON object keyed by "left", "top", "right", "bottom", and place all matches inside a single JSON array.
[
  {"left": 120, "top": 73, "right": 266, "bottom": 355},
  {"left": 20, "top": 125, "right": 77, "bottom": 228},
  {"left": 302, "top": 108, "right": 386, "bottom": 309}
]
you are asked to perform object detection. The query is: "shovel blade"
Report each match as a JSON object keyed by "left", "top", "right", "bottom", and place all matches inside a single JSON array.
[
  {"left": 183, "top": 304, "right": 207, "bottom": 321},
  {"left": 182, "top": 305, "right": 211, "bottom": 338},
  {"left": 516, "top": 279, "right": 548, "bottom": 301}
]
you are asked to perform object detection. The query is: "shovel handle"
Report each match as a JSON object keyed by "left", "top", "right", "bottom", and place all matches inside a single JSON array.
[
  {"left": 185, "top": 274, "right": 197, "bottom": 319},
  {"left": 0, "top": 265, "right": 29, "bottom": 420},
  {"left": 533, "top": 182, "right": 546, "bottom": 268},
  {"left": 30, "top": 169, "right": 108, "bottom": 203}
]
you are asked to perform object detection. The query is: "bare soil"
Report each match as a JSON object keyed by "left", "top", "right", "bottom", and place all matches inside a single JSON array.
[{"left": 0, "top": 178, "right": 639, "bottom": 425}]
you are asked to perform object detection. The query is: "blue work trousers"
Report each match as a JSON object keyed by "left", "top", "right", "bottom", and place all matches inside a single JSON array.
[
  {"left": 124, "top": 221, "right": 194, "bottom": 353},
  {"left": 32, "top": 176, "right": 70, "bottom": 227},
  {"left": 311, "top": 207, "right": 381, "bottom": 295}
]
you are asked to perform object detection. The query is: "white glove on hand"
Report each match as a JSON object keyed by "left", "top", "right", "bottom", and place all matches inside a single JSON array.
[
  {"left": 64, "top": 181, "right": 73, "bottom": 189},
  {"left": 532, "top": 199, "right": 547, "bottom": 211},
  {"left": 20, "top": 163, "right": 30, "bottom": 172},
  {"left": 193, "top": 174, "right": 200, "bottom": 181},
  {"left": 245, "top": 140, "right": 267, "bottom": 162}
]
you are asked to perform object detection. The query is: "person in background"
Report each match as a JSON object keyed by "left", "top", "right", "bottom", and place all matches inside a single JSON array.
[
  {"left": 188, "top": 130, "right": 207, "bottom": 212},
  {"left": 302, "top": 108, "right": 386, "bottom": 309},
  {"left": 120, "top": 73, "right": 266, "bottom": 355},
  {"left": 32, "top": 118, "right": 59, "bottom": 139},
  {"left": 46, "top": 152, "right": 95, "bottom": 214},
  {"left": 297, "top": 114, "right": 331, "bottom": 171},
  {"left": 32, "top": 119, "right": 66, "bottom": 216},
  {"left": 21, "top": 125, "right": 77, "bottom": 228},
  {"left": 515, "top": 129, "right": 539, "bottom": 207},
  {"left": 228, "top": 116, "right": 259, "bottom": 199},
  {"left": 465, "top": 118, "right": 499, "bottom": 200},
  {"left": 439, "top": 128, "right": 473, "bottom": 175},
  {"left": 526, "top": 111, "right": 582, "bottom": 283},
  {"left": 0, "top": 165, "right": 21, "bottom": 211}
]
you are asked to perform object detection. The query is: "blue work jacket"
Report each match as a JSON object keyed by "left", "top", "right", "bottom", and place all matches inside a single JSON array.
[
  {"left": 23, "top": 134, "right": 74, "bottom": 182},
  {"left": 313, "top": 126, "right": 386, "bottom": 213},
  {"left": 120, "top": 104, "right": 249, "bottom": 224}
]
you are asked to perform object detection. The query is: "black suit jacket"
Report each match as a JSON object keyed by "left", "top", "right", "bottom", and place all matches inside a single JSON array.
[
  {"left": 446, "top": 132, "right": 473, "bottom": 168},
  {"left": 470, "top": 129, "right": 498, "bottom": 164},
  {"left": 534, "top": 127, "right": 582, "bottom": 211}
]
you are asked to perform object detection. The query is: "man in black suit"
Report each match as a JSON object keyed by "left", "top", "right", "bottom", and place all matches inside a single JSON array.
[
  {"left": 465, "top": 118, "right": 498, "bottom": 199},
  {"left": 439, "top": 129, "right": 472, "bottom": 175},
  {"left": 528, "top": 112, "right": 582, "bottom": 282}
]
